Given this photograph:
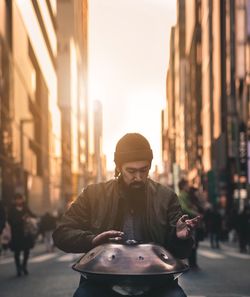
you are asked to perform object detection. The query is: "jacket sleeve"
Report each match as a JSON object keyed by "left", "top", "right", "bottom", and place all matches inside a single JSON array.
[
  {"left": 165, "top": 192, "right": 194, "bottom": 259},
  {"left": 52, "top": 188, "right": 95, "bottom": 253}
]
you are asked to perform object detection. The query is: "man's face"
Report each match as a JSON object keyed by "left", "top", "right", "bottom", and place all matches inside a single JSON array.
[{"left": 118, "top": 160, "right": 151, "bottom": 189}]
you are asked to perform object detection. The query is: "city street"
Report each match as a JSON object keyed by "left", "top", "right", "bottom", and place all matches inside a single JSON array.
[
  {"left": 1, "top": 1, "right": 250, "bottom": 297},
  {"left": 0, "top": 240, "right": 249, "bottom": 297}
]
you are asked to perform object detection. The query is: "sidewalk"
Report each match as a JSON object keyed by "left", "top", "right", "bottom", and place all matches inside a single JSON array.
[
  {"left": 1, "top": 237, "right": 246, "bottom": 263},
  {"left": 199, "top": 238, "right": 243, "bottom": 252},
  {"left": 0, "top": 240, "right": 50, "bottom": 263}
]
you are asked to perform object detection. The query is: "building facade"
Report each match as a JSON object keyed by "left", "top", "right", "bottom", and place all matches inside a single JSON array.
[
  {"left": 88, "top": 100, "right": 106, "bottom": 183},
  {"left": 185, "top": 0, "right": 202, "bottom": 186},
  {"left": 165, "top": 0, "right": 250, "bottom": 210},
  {"left": 0, "top": 0, "right": 61, "bottom": 214},
  {"left": 57, "top": 0, "right": 89, "bottom": 204}
]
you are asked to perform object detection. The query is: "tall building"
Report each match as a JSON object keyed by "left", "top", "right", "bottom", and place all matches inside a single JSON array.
[
  {"left": 0, "top": 0, "right": 61, "bottom": 214},
  {"left": 200, "top": 0, "right": 213, "bottom": 174},
  {"left": 164, "top": 0, "right": 186, "bottom": 192},
  {"left": 0, "top": 1, "right": 13, "bottom": 206},
  {"left": 184, "top": 0, "right": 202, "bottom": 186},
  {"left": 246, "top": 2, "right": 250, "bottom": 197},
  {"left": 166, "top": 0, "right": 250, "bottom": 210},
  {"left": 228, "top": 0, "right": 249, "bottom": 210},
  {"left": 174, "top": 0, "right": 187, "bottom": 175},
  {"left": 165, "top": 27, "right": 176, "bottom": 188},
  {"left": 57, "top": 0, "right": 89, "bottom": 204},
  {"left": 91, "top": 100, "right": 106, "bottom": 183}
]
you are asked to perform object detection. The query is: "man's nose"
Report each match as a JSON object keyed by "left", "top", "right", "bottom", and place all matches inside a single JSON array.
[{"left": 134, "top": 171, "right": 143, "bottom": 181}]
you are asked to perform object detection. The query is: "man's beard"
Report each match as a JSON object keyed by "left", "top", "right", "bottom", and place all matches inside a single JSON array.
[
  {"left": 129, "top": 181, "right": 145, "bottom": 189},
  {"left": 119, "top": 176, "right": 147, "bottom": 213},
  {"left": 119, "top": 175, "right": 146, "bottom": 195},
  {"left": 127, "top": 181, "right": 146, "bottom": 196}
]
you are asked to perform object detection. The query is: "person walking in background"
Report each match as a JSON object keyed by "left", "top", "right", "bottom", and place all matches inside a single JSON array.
[
  {"left": 0, "top": 200, "right": 6, "bottom": 255},
  {"left": 204, "top": 205, "right": 222, "bottom": 249},
  {"left": 8, "top": 193, "right": 37, "bottom": 276},
  {"left": 178, "top": 180, "right": 203, "bottom": 270},
  {"left": 1, "top": 220, "right": 12, "bottom": 255},
  {"left": 236, "top": 206, "right": 250, "bottom": 253},
  {"left": 178, "top": 179, "right": 190, "bottom": 215},
  {"left": 39, "top": 211, "right": 57, "bottom": 252},
  {"left": 227, "top": 207, "right": 238, "bottom": 244}
]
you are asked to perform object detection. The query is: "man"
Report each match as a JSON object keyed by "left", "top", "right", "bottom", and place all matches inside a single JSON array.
[
  {"left": 53, "top": 133, "right": 200, "bottom": 297},
  {"left": 8, "top": 193, "right": 36, "bottom": 276}
]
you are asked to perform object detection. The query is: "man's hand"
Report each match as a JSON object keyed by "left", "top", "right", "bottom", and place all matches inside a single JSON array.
[
  {"left": 92, "top": 230, "right": 124, "bottom": 247},
  {"left": 176, "top": 215, "right": 201, "bottom": 239}
]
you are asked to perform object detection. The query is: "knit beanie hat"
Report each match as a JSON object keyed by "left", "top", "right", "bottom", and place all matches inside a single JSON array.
[{"left": 114, "top": 133, "right": 153, "bottom": 177}]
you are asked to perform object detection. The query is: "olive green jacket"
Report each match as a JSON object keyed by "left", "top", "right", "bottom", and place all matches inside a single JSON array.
[
  {"left": 178, "top": 191, "right": 199, "bottom": 218},
  {"left": 53, "top": 178, "right": 193, "bottom": 259}
]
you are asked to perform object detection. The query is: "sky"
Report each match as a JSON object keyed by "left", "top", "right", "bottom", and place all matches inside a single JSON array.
[{"left": 88, "top": 0, "right": 177, "bottom": 171}]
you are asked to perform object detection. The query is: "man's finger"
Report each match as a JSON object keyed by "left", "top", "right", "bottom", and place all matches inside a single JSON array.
[
  {"left": 101, "top": 230, "right": 124, "bottom": 240},
  {"left": 108, "top": 236, "right": 123, "bottom": 242},
  {"left": 92, "top": 230, "right": 124, "bottom": 245},
  {"left": 186, "top": 216, "right": 200, "bottom": 224},
  {"left": 193, "top": 215, "right": 201, "bottom": 221},
  {"left": 106, "top": 230, "right": 124, "bottom": 237},
  {"left": 179, "top": 215, "right": 189, "bottom": 222},
  {"left": 186, "top": 219, "right": 201, "bottom": 229}
]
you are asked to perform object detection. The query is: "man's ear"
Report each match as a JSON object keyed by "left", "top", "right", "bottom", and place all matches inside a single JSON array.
[{"left": 115, "top": 166, "right": 121, "bottom": 177}]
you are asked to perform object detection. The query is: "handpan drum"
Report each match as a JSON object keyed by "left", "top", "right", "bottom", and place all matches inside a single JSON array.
[{"left": 72, "top": 241, "right": 189, "bottom": 296}]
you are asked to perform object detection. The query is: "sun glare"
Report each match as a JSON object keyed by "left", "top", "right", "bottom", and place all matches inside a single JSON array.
[
  {"left": 102, "top": 91, "right": 165, "bottom": 171},
  {"left": 89, "top": 0, "right": 176, "bottom": 174}
]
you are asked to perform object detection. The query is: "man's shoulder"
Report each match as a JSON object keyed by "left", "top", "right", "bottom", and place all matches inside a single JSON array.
[{"left": 79, "top": 179, "right": 117, "bottom": 196}]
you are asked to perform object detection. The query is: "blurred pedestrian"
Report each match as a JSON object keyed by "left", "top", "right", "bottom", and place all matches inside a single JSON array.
[
  {"left": 1, "top": 221, "right": 11, "bottom": 254},
  {"left": 236, "top": 206, "right": 250, "bottom": 253},
  {"left": 39, "top": 211, "right": 57, "bottom": 252},
  {"left": 0, "top": 200, "right": 5, "bottom": 232},
  {"left": 227, "top": 207, "right": 238, "bottom": 244},
  {"left": 8, "top": 193, "right": 37, "bottom": 276},
  {"left": 204, "top": 205, "right": 222, "bottom": 249},
  {"left": 178, "top": 181, "right": 203, "bottom": 270},
  {"left": 0, "top": 200, "right": 6, "bottom": 254},
  {"left": 178, "top": 179, "right": 190, "bottom": 215}
]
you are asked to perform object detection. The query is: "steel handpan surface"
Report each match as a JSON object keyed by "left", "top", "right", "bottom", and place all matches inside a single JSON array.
[{"left": 72, "top": 243, "right": 188, "bottom": 276}]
